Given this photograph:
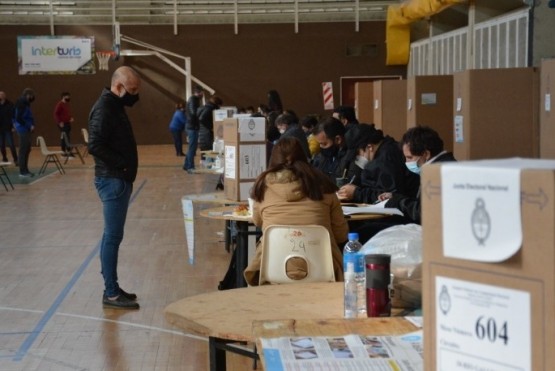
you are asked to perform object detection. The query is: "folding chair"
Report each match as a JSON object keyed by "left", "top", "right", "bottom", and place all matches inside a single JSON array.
[
  {"left": 259, "top": 225, "right": 336, "bottom": 285},
  {"left": 0, "top": 161, "right": 14, "bottom": 191},
  {"left": 61, "top": 132, "right": 85, "bottom": 164},
  {"left": 36, "top": 136, "right": 65, "bottom": 175},
  {"left": 81, "top": 128, "right": 89, "bottom": 157}
]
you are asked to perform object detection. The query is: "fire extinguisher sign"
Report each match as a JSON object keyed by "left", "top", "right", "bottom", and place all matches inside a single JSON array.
[{"left": 322, "top": 82, "right": 334, "bottom": 110}]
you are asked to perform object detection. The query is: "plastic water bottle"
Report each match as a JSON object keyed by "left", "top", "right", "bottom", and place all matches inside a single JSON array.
[
  {"left": 343, "top": 232, "right": 367, "bottom": 317},
  {"left": 343, "top": 262, "right": 357, "bottom": 318}
]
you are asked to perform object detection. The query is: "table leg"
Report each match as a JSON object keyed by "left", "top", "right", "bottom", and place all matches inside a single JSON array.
[
  {"left": 235, "top": 221, "right": 248, "bottom": 288},
  {"left": 209, "top": 336, "right": 227, "bottom": 371}
]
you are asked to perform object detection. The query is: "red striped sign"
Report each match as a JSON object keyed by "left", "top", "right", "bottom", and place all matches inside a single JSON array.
[{"left": 322, "top": 82, "right": 334, "bottom": 110}]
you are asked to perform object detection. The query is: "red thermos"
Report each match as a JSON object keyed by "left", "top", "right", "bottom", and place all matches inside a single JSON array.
[{"left": 365, "top": 254, "right": 391, "bottom": 317}]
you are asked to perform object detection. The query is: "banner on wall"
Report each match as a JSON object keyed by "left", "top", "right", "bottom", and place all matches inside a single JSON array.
[{"left": 18, "top": 36, "right": 95, "bottom": 75}]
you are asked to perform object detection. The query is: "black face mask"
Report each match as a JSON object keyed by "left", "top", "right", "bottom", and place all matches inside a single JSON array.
[
  {"left": 121, "top": 92, "right": 139, "bottom": 107},
  {"left": 28, "top": 96, "right": 35, "bottom": 103},
  {"left": 320, "top": 146, "right": 338, "bottom": 158}
]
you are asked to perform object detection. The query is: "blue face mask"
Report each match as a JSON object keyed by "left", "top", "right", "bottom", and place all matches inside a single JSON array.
[{"left": 406, "top": 161, "right": 420, "bottom": 175}]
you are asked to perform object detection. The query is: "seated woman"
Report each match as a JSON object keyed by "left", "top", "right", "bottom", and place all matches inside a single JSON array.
[{"left": 244, "top": 137, "right": 349, "bottom": 286}]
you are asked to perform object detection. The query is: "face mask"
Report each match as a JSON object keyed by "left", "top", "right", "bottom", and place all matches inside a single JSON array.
[
  {"left": 319, "top": 146, "right": 338, "bottom": 158},
  {"left": 64, "top": 98, "right": 70, "bottom": 102},
  {"left": 120, "top": 89, "right": 140, "bottom": 107},
  {"left": 355, "top": 155, "right": 368, "bottom": 169},
  {"left": 28, "top": 96, "right": 35, "bottom": 103},
  {"left": 278, "top": 128, "right": 286, "bottom": 134},
  {"left": 406, "top": 161, "right": 420, "bottom": 174}
]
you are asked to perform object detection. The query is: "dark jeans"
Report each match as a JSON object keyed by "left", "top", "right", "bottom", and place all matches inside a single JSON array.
[
  {"left": 59, "top": 123, "right": 71, "bottom": 152},
  {"left": 0, "top": 130, "right": 17, "bottom": 163},
  {"left": 17, "top": 131, "right": 31, "bottom": 174},
  {"left": 94, "top": 177, "right": 133, "bottom": 298},
  {"left": 184, "top": 129, "right": 199, "bottom": 170},
  {"left": 170, "top": 129, "right": 184, "bottom": 155}
]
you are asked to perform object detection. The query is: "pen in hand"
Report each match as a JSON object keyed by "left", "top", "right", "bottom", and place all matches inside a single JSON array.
[{"left": 348, "top": 175, "right": 356, "bottom": 184}]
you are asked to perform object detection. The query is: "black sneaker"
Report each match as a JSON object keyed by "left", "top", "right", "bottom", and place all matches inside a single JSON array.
[
  {"left": 103, "top": 294, "right": 140, "bottom": 310},
  {"left": 119, "top": 288, "right": 137, "bottom": 301}
]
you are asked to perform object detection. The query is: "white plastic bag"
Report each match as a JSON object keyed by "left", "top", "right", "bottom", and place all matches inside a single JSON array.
[{"left": 360, "top": 224, "right": 422, "bottom": 309}]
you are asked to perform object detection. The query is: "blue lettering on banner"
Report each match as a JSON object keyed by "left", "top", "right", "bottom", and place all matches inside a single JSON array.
[{"left": 31, "top": 46, "right": 82, "bottom": 57}]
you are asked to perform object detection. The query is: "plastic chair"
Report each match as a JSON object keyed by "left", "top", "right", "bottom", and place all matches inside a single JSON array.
[
  {"left": 61, "top": 132, "right": 85, "bottom": 164},
  {"left": 36, "top": 136, "right": 65, "bottom": 175},
  {"left": 259, "top": 225, "right": 336, "bottom": 285},
  {"left": 81, "top": 128, "right": 89, "bottom": 157}
]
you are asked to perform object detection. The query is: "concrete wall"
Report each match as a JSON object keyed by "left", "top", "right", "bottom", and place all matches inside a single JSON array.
[{"left": 0, "top": 23, "right": 405, "bottom": 145}]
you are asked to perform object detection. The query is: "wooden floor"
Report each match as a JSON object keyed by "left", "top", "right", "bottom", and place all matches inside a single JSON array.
[{"left": 0, "top": 145, "right": 254, "bottom": 370}]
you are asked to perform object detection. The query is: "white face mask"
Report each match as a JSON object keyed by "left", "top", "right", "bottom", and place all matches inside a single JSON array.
[
  {"left": 278, "top": 128, "right": 286, "bottom": 134},
  {"left": 355, "top": 155, "right": 368, "bottom": 169}
]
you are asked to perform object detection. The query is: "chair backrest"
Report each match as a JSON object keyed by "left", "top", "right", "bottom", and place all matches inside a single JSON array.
[
  {"left": 81, "top": 128, "right": 89, "bottom": 144},
  {"left": 259, "top": 225, "right": 336, "bottom": 285},
  {"left": 36, "top": 136, "right": 50, "bottom": 155}
]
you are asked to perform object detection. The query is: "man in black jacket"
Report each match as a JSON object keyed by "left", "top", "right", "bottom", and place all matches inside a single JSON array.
[
  {"left": 380, "top": 126, "right": 456, "bottom": 224},
  {"left": 183, "top": 86, "right": 203, "bottom": 173},
  {"left": 88, "top": 66, "right": 141, "bottom": 310},
  {"left": 0, "top": 91, "right": 17, "bottom": 164}
]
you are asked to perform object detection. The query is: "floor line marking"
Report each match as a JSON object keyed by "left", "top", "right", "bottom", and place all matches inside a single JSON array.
[{"left": 12, "top": 179, "right": 147, "bottom": 362}]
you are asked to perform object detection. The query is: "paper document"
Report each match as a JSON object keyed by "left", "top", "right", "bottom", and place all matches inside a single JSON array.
[
  {"left": 342, "top": 205, "right": 403, "bottom": 217},
  {"left": 261, "top": 330, "right": 423, "bottom": 371}
]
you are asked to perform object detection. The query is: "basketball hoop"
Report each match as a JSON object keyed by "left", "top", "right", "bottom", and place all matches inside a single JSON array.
[{"left": 96, "top": 50, "right": 116, "bottom": 71}]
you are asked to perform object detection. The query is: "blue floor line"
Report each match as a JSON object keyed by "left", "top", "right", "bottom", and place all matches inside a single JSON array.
[{"left": 12, "top": 179, "right": 147, "bottom": 362}]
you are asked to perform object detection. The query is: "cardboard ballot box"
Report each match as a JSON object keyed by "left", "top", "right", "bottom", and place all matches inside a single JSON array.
[
  {"left": 540, "top": 59, "right": 555, "bottom": 158},
  {"left": 422, "top": 159, "right": 555, "bottom": 371},
  {"left": 223, "top": 117, "right": 266, "bottom": 201}
]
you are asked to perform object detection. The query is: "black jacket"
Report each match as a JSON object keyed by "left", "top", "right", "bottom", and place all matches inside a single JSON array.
[
  {"left": 88, "top": 88, "right": 138, "bottom": 183},
  {"left": 312, "top": 146, "right": 361, "bottom": 186},
  {"left": 385, "top": 151, "right": 456, "bottom": 224},
  {"left": 0, "top": 100, "right": 14, "bottom": 132},
  {"left": 353, "top": 136, "right": 419, "bottom": 204},
  {"left": 280, "top": 124, "right": 311, "bottom": 160},
  {"left": 186, "top": 95, "right": 201, "bottom": 130}
]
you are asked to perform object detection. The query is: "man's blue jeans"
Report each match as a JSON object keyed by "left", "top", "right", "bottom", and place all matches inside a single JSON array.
[
  {"left": 184, "top": 129, "right": 198, "bottom": 170},
  {"left": 94, "top": 177, "right": 133, "bottom": 298}
]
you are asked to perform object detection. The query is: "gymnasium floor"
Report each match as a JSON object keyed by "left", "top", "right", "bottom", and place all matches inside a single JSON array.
[{"left": 0, "top": 144, "right": 251, "bottom": 370}]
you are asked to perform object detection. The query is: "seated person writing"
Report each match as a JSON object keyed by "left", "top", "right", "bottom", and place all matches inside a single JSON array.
[
  {"left": 312, "top": 117, "right": 365, "bottom": 187},
  {"left": 336, "top": 124, "right": 419, "bottom": 204},
  {"left": 244, "top": 137, "right": 349, "bottom": 285},
  {"left": 378, "top": 126, "right": 456, "bottom": 224}
]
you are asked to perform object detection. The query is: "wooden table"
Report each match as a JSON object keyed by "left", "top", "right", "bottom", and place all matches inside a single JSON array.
[
  {"left": 164, "top": 282, "right": 417, "bottom": 371},
  {"left": 165, "top": 282, "right": 343, "bottom": 371},
  {"left": 253, "top": 318, "right": 418, "bottom": 370}
]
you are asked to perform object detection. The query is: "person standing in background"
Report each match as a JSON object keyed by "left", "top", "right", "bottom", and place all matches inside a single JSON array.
[
  {"left": 88, "top": 66, "right": 141, "bottom": 310},
  {"left": 198, "top": 95, "right": 222, "bottom": 151},
  {"left": 13, "top": 88, "right": 35, "bottom": 177},
  {"left": 53, "top": 92, "right": 74, "bottom": 156},
  {"left": 183, "top": 86, "right": 203, "bottom": 174},
  {"left": 168, "top": 100, "right": 186, "bottom": 156},
  {"left": 0, "top": 91, "right": 18, "bottom": 165}
]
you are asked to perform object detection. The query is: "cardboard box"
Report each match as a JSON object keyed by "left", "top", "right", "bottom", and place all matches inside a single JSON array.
[
  {"left": 373, "top": 79, "right": 407, "bottom": 141},
  {"left": 213, "top": 107, "right": 237, "bottom": 140},
  {"left": 407, "top": 75, "right": 453, "bottom": 151},
  {"left": 223, "top": 117, "right": 267, "bottom": 201},
  {"left": 453, "top": 68, "right": 539, "bottom": 160},
  {"left": 354, "top": 81, "right": 374, "bottom": 124},
  {"left": 540, "top": 59, "right": 555, "bottom": 158},
  {"left": 422, "top": 159, "right": 555, "bottom": 371}
]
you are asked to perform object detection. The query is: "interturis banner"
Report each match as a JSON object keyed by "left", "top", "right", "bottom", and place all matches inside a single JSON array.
[{"left": 18, "top": 36, "right": 95, "bottom": 75}]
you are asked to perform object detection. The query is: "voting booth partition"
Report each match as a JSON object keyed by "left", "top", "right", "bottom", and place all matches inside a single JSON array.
[{"left": 422, "top": 159, "right": 555, "bottom": 371}]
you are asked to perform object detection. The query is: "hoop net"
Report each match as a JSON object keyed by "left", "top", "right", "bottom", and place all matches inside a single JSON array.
[{"left": 96, "top": 51, "right": 115, "bottom": 71}]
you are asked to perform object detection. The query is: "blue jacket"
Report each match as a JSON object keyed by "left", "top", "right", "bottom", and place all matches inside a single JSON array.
[
  {"left": 13, "top": 96, "right": 34, "bottom": 133},
  {"left": 168, "top": 109, "right": 186, "bottom": 131}
]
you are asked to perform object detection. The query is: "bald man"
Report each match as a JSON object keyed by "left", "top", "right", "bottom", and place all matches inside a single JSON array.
[{"left": 88, "top": 66, "right": 141, "bottom": 310}]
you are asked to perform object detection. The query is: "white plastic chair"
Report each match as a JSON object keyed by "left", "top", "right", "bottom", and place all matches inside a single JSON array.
[
  {"left": 259, "top": 225, "right": 336, "bottom": 285},
  {"left": 81, "top": 128, "right": 89, "bottom": 157},
  {"left": 36, "top": 136, "right": 65, "bottom": 175}
]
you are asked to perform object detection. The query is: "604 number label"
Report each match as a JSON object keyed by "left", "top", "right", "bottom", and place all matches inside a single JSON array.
[{"left": 475, "top": 316, "right": 509, "bottom": 345}]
